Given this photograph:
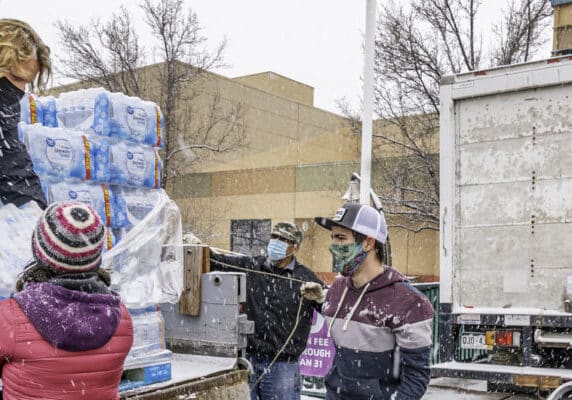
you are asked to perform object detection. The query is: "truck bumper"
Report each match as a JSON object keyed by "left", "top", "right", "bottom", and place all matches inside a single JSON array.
[{"left": 432, "top": 361, "right": 572, "bottom": 390}]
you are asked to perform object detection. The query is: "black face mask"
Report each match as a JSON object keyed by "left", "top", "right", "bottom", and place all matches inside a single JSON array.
[{"left": 0, "top": 76, "right": 25, "bottom": 102}]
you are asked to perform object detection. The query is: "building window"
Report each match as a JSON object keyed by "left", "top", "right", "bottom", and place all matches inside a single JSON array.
[{"left": 230, "top": 219, "right": 271, "bottom": 256}]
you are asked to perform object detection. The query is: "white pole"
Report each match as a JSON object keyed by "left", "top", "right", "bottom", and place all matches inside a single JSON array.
[{"left": 360, "top": 0, "right": 376, "bottom": 205}]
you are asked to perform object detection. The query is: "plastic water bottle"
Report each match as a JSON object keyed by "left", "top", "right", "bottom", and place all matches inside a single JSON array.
[
  {"left": 40, "top": 96, "right": 58, "bottom": 127},
  {"left": 92, "top": 136, "right": 111, "bottom": 183},
  {"left": 102, "top": 228, "right": 116, "bottom": 252},
  {"left": 19, "top": 93, "right": 44, "bottom": 125}
]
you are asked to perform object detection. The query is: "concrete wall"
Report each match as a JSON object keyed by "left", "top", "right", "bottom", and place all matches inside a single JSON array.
[{"left": 232, "top": 71, "right": 314, "bottom": 106}]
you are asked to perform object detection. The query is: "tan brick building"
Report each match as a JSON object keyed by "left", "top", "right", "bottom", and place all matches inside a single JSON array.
[{"left": 168, "top": 70, "right": 439, "bottom": 278}]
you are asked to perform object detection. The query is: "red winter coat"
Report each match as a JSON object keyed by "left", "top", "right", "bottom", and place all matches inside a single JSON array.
[{"left": 0, "top": 282, "right": 133, "bottom": 400}]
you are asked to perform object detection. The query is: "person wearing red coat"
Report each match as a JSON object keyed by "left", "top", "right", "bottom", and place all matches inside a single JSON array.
[{"left": 0, "top": 201, "right": 134, "bottom": 399}]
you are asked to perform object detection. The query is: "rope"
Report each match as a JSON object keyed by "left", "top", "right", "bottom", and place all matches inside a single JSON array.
[
  {"left": 211, "top": 254, "right": 309, "bottom": 392},
  {"left": 209, "top": 257, "right": 307, "bottom": 284},
  {"left": 176, "top": 243, "right": 314, "bottom": 392},
  {"left": 167, "top": 243, "right": 308, "bottom": 284},
  {"left": 251, "top": 298, "right": 305, "bottom": 391},
  {"left": 211, "top": 254, "right": 310, "bottom": 391}
]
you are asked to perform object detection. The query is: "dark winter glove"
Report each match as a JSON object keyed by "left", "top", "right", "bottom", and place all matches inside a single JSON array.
[{"left": 300, "top": 282, "right": 326, "bottom": 304}]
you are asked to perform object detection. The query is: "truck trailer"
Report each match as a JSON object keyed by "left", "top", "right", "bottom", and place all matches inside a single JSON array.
[{"left": 433, "top": 54, "right": 572, "bottom": 394}]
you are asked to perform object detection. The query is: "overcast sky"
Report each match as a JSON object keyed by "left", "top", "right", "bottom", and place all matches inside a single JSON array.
[{"left": 2, "top": 0, "right": 553, "bottom": 114}]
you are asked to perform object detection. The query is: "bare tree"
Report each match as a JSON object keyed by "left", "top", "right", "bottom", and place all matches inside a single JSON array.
[
  {"left": 340, "top": 0, "right": 552, "bottom": 232},
  {"left": 492, "top": 0, "right": 553, "bottom": 65},
  {"left": 55, "top": 0, "right": 246, "bottom": 187},
  {"left": 165, "top": 91, "right": 246, "bottom": 180},
  {"left": 55, "top": 8, "right": 144, "bottom": 96}
]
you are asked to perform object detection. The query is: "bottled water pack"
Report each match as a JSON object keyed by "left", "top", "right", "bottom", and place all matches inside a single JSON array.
[
  {"left": 126, "top": 306, "right": 167, "bottom": 359},
  {"left": 42, "top": 180, "right": 128, "bottom": 228},
  {"left": 56, "top": 88, "right": 164, "bottom": 147},
  {"left": 18, "top": 87, "right": 165, "bottom": 255},
  {"left": 109, "top": 142, "right": 162, "bottom": 188},
  {"left": 114, "top": 186, "right": 162, "bottom": 227},
  {"left": 19, "top": 123, "right": 101, "bottom": 181}
]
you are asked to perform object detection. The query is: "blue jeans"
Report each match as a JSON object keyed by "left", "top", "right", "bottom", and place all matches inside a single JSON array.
[{"left": 249, "top": 354, "right": 301, "bottom": 400}]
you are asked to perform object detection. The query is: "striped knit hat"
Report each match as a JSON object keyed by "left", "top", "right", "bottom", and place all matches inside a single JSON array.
[{"left": 32, "top": 201, "right": 105, "bottom": 273}]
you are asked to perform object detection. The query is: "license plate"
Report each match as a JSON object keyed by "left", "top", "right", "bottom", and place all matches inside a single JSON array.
[{"left": 460, "top": 332, "right": 490, "bottom": 350}]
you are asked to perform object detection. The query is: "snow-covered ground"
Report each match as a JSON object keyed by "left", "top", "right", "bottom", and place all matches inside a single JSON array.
[
  {"left": 422, "top": 386, "right": 536, "bottom": 399},
  {"left": 301, "top": 378, "right": 539, "bottom": 399}
]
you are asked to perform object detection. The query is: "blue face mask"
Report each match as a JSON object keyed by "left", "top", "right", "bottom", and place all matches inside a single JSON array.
[
  {"left": 328, "top": 242, "right": 368, "bottom": 276},
  {"left": 267, "top": 239, "right": 290, "bottom": 261}
]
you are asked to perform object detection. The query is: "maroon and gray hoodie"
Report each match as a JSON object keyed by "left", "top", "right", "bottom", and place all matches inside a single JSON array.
[{"left": 322, "top": 267, "right": 434, "bottom": 400}]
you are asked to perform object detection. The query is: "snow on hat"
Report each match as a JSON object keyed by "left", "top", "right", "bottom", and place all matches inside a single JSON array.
[
  {"left": 314, "top": 202, "right": 388, "bottom": 244},
  {"left": 271, "top": 222, "right": 303, "bottom": 245},
  {"left": 32, "top": 201, "right": 105, "bottom": 273}
]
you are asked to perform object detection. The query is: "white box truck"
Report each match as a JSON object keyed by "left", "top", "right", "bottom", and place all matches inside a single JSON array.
[{"left": 433, "top": 54, "right": 572, "bottom": 393}]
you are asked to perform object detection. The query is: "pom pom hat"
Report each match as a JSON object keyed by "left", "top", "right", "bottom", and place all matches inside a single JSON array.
[{"left": 32, "top": 201, "right": 105, "bottom": 273}]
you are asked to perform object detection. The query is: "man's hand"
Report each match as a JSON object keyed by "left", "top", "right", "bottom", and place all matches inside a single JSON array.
[{"left": 300, "top": 282, "right": 326, "bottom": 304}]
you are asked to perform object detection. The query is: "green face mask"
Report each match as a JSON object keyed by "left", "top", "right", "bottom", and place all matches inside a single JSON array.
[{"left": 328, "top": 242, "right": 368, "bottom": 276}]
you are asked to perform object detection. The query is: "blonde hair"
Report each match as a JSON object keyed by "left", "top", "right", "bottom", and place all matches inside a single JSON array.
[{"left": 0, "top": 19, "right": 51, "bottom": 93}]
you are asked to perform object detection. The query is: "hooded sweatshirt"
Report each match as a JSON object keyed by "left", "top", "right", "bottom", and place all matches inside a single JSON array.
[
  {"left": 0, "top": 277, "right": 133, "bottom": 399},
  {"left": 322, "top": 267, "right": 434, "bottom": 400},
  {"left": 0, "top": 77, "right": 47, "bottom": 208}
]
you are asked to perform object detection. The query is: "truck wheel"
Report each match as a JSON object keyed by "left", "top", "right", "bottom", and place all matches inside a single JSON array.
[{"left": 547, "top": 382, "right": 572, "bottom": 400}]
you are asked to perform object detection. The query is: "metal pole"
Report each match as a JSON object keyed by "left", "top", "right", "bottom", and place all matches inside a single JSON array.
[{"left": 360, "top": 0, "right": 376, "bottom": 205}]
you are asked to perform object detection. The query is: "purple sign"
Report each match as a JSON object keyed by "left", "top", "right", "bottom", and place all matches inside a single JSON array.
[{"left": 299, "top": 310, "right": 335, "bottom": 377}]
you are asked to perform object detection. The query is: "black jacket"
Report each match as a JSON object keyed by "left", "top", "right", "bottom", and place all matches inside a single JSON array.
[
  {"left": 210, "top": 251, "right": 323, "bottom": 361},
  {"left": 0, "top": 77, "right": 47, "bottom": 209}
]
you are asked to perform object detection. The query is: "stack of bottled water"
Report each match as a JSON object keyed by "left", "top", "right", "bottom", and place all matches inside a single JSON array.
[
  {"left": 122, "top": 305, "right": 173, "bottom": 377},
  {"left": 18, "top": 87, "right": 165, "bottom": 248},
  {"left": 18, "top": 88, "right": 178, "bottom": 380}
]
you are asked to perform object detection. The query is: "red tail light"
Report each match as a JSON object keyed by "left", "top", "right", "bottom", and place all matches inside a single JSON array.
[{"left": 497, "top": 331, "right": 513, "bottom": 346}]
